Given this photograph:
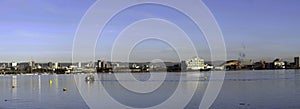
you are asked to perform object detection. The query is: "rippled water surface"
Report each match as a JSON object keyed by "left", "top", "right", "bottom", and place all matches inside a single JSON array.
[{"left": 1, "top": 70, "right": 300, "bottom": 109}]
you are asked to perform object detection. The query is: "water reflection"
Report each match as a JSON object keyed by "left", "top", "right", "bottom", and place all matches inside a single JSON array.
[{"left": 12, "top": 75, "right": 17, "bottom": 100}]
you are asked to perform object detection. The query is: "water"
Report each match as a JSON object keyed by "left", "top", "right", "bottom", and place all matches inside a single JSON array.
[
  {"left": 1, "top": 70, "right": 300, "bottom": 109},
  {"left": 0, "top": 75, "right": 89, "bottom": 109}
]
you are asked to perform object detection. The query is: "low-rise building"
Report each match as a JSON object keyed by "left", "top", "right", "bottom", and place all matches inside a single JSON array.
[
  {"left": 184, "top": 57, "right": 205, "bottom": 70},
  {"left": 54, "top": 62, "right": 59, "bottom": 69},
  {"left": 253, "top": 61, "right": 266, "bottom": 70},
  {"left": 273, "top": 59, "right": 285, "bottom": 69},
  {"left": 11, "top": 62, "right": 18, "bottom": 67},
  {"left": 223, "top": 60, "right": 241, "bottom": 70},
  {"left": 295, "top": 57, "right": 300, "bottom": 67},
  {"left": 97, "top": 60, "right": 112, "bottom": 73}
]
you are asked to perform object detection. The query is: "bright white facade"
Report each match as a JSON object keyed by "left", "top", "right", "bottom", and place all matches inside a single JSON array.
[
  {"left": 11, "top": 62, "right": 18, "bottom": 67},
  {"left": 54, "top": 62, "right": 59, "bottom": 69},
  {"left": 274, "top": 61, "right": 285, "bottom": 69},
  {"left": 185, "top": 57, "right": 205, "bottom": 70}
]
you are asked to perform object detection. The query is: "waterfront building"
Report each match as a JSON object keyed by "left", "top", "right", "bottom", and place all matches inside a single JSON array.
[
  {"left": 97, "top": 60, "right": 103, "bottom": 69},
  {"left": 295, "top": 57, "right": 300, "bottom": 67},
  {"left": 78, "top": 62, "right": 81, "bottom": 68},
  {"left": 9, "top": 62, "right": 18, "bottom": 70},
  {"left": 273, "top": 59, "right": 285, "bottom": 69},
  {"left": 184, "top": 57, "right": 205, "bottom": 70},
  {"left": 54, "top": 62, "right": 59, "bottom": 69},
  {"left": 29, "top": 61, "right": 35, "bottom": 67},
  {"left": 48, "top": 62, "right": 53, "bottom": 67},
  {"left": 222, "top": 60, "right": 241, "bottom": 70},
  {"left": 111, "top": 63, "right": 120, "bottom": 69},
  {"left": 11, "top": 62, "right": 18, "bottom": 67},
  {"left": 253, "top": 61, "right": 266, "bottom": 70},
  {"left": 97, "top": 60, "right": 112, "bottom": 73},
  {"left": 104, "top": 62, "right": 110, "bottom": 68},
  {"left": 240, "top": 60, "right": 254, "bottom": 69},
  {"left": 48, "top": 62, "right": 53, "bottom": 69},
  {"left": 97, "top": 60, "right": 110, "bottom": 69},
  {"left": 0, "top": 63, "right": 7, "bottom": 69}
]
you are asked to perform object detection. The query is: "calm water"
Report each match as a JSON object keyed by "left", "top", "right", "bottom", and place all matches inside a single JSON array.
[{"left": 1, "top": 70, "right": 300, "bottom": 109}]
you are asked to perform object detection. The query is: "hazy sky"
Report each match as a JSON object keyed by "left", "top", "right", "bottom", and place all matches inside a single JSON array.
[{"left": 0, "top": 0, "right": 300, "bottom": 62}]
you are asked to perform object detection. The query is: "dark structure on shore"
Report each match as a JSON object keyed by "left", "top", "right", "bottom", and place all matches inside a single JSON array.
[{"left": 97, "top": 60, "right": 113, "bottom": 73}]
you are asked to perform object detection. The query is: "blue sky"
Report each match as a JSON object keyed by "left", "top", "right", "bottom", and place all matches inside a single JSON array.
[
  {"left": 0, "top": 0, "right": 300, "bottom": 62},
  {"left": 0, "top": 0, "right": 94, "bottom": 62},
  {"left": 204, "top": 0, "right": 300, "bottom": 61}
]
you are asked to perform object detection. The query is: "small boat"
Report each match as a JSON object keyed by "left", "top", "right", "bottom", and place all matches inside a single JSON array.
[{"left": 85, "top": 75, "right": 95, "bottom": 81}]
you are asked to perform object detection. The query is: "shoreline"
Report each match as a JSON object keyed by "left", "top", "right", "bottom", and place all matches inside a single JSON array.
[{"left": 0, "top": 69, "right": 299, "bottom": 76}]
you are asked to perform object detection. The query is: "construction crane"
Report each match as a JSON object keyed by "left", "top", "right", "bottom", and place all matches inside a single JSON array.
[{"left": 238, "top": 43, "right": 246, "bottom": 62}]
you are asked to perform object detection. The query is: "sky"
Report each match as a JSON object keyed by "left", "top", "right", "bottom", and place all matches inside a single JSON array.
[{"left": 0, "top": 0, "right": 300, "bottom": 62}]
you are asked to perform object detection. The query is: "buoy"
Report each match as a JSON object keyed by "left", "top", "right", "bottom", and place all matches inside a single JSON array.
[
  {"left": 85, "top": 75, "right": 95, "bottom": 82},
  {"left": 204, "top": 77, "right": 208, "bottom": 81},
  {"left": 63, "top": 88, "right": 67, "bottom": 92},
  {"left": 49, "top": 79, "right": 53, "bottom": 85}
]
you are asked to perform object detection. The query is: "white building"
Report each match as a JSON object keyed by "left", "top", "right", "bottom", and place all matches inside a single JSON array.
[
  {"left": 54, "top": 62, "right": 59, "bottom": 69},
  {"left": 29, "top": 61, "right": 35, "bottom": 67},
  {"left": 11, "top": 62, "right": 18, "bottom": 67},
  {"left": 273, "top": 59, "right": 285, "bottom": 69},
  {"left": 184, "top": 57, "right": 205, "bottom": 70},
  {"left": 78, "top": 62, "right": 82, "bottom": 68}
]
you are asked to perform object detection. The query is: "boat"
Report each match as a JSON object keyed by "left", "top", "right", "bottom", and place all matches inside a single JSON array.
[{"left": 85, "top": 75, "right": 95, "bottom": 81}]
